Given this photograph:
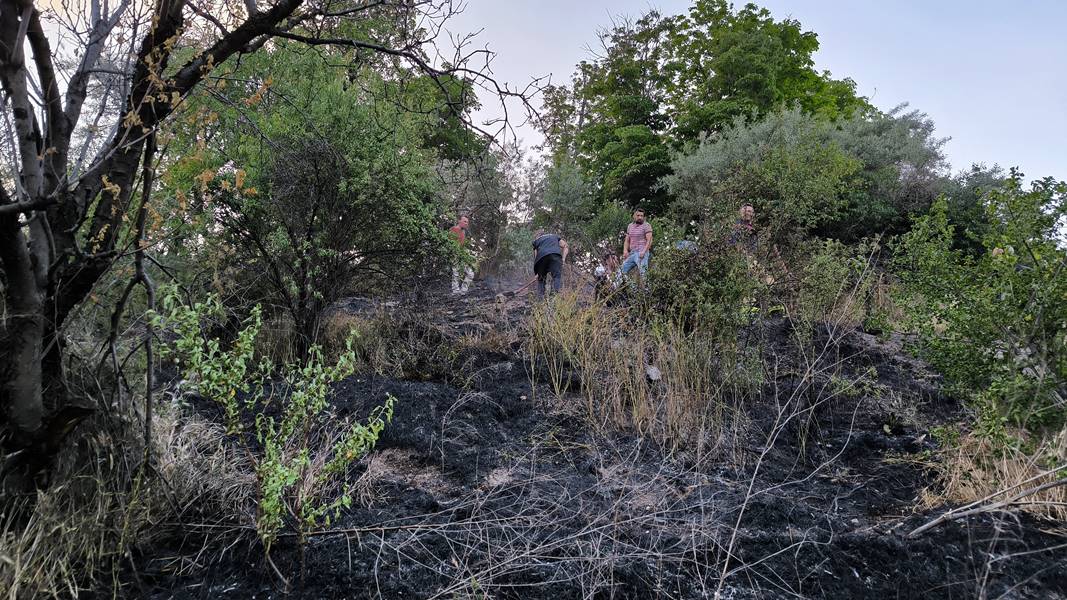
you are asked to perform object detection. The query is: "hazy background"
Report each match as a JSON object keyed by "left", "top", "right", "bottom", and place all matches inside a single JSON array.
[{"left": 448, "top": 0, "right": 1067, "bottom": 182}]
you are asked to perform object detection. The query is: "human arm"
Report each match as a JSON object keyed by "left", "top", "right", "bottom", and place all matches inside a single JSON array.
[
  {"left": 622, "top": 231, "right": 630, "bottom": 258},
  {"left": 560, "top": 238, "right": 569, "bottom": 263}
]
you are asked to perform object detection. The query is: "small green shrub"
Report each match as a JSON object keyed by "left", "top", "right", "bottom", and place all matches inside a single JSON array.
[
  {"left": 644, "top": 227, "right": 760, "bottom": 335},
  {"left": 152, "top": 288, "right": 395, "bottom": 552},
  {"left": 793, "top": 237, "right": 878, "bottom": 336}
]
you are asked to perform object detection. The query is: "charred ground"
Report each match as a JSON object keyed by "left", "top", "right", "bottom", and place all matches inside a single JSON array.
[{"left": 130, "top": 284, "right": 1067, "bottom": 599}]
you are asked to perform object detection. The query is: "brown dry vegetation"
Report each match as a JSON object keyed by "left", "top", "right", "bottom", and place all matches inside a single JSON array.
[
  {"left": 0, "top": 406, "right": 253, "bottom": 598},
  {"left": 923, "top": 428, "right": 1067, "bottom": 521},
  {"left": 525, "top": 293, "right": 759, "bottom": 459}
]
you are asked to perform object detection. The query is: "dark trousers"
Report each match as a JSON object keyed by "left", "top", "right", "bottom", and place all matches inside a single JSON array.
[{"left": 534, "top": 254, "right": 563, "bottom": 297}]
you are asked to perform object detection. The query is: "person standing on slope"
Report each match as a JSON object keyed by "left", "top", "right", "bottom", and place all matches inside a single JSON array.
[
  {"left": 618, "top": 208, "right": 653, "bottom": 283},
  {"left": 728, "top": 203, "right": 758, "bottom": 254},
  {"left": 450, "top": 215, "right": 474, "bottom": 295},
  {"left": 532, "top": 229, "right": 569, "bottom": 298}
]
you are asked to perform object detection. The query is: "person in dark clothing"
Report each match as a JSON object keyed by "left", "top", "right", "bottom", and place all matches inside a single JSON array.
[
  {"left": 728, "top": 203, "right": 786, "bottom": 284},
  {"left": 532, "top": 230, "right": 569, "bottom": 297},
  {"left": 728, "top": 203, "right": 758, "bottom": 254}
]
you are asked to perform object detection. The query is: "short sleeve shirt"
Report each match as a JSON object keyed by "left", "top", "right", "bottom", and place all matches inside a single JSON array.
[
  {"left": 449, "top": 225, "right": 467, "bottom": 247},
  {"left": 627, "top": 222, "right": 652, "bottom": 253},
  {"left": 532, "top": 234, "right": 563, "bottom": 263}
]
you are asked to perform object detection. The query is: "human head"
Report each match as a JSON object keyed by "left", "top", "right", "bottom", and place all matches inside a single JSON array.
[
  {"left": 632, "top": 209, "right": 645, "bottom": 224},
  {"left": 739, "top": 204, "right": 754, "bottom": 222},
  {"left": 458, "top": 215, "right": 469, "bottom": 229}
]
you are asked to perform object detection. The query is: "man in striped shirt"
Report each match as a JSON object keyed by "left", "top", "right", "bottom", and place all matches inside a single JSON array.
[{"left": 618, "top": 208, "right": 653, "bottom": 282}]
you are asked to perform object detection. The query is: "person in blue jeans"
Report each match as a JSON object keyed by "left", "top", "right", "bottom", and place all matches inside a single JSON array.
[{"left": 617, "top": 208, "right": 653, "bottom": 284}]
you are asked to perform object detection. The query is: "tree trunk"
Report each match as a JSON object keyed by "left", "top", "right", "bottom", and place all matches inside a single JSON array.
[
  {"left": 0, "top": 211, "right": 45, "bottom": 445},
  {"left": 1, "top": 292, "right": 45, "bottom": 444}
]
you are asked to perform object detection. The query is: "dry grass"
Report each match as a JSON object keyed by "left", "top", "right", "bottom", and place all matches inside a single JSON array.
[
  {"left": 524, "top": 293, "right": 759, "bottom": 459},
  {"left": 253, "top": 314, "right": 301, "bottom": 366},
  {"left": 320, "top": 309, "right": 454, "bottom": 379},
  {"left": 0, "top": 404, "right": 254, "bottom": 599},
  {"left": 321, "top": 307, "right": 519, "bottom": 390},
  {"left": 923, "top": 427, "right": 1067, "bottom": 520},
  {"left": 153, "top": 405, "right": 257, "bottom": 520},
  {"left": 866, "top": 274, "right": 907, "bottom": 329}
]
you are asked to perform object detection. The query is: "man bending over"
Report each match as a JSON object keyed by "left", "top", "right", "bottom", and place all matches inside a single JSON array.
[{"left": 532, "top": 230, "right": 569, "bottom": 298}]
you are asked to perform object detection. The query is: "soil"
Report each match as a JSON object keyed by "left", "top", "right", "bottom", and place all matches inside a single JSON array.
[{"left": 128, "top": 282, "right": 1067, "bottom": 599}]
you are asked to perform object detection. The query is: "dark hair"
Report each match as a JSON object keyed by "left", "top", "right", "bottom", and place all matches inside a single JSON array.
[
  {"left": 633, "top": 208, "right": 645, "bottom": 215},
  {"left": 740, "top": 203, "right": 754, "bottom": 209}
]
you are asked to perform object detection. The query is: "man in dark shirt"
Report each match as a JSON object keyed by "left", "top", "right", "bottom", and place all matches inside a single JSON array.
[
  {"left": 532, "top": 230, "right": 569, "bottom": 297},
  {"left": 728, "top": 203, "right": 758, "bottom": 254}
]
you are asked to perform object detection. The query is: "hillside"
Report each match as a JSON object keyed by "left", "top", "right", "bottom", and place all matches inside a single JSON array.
[
  {"left": 2, "top": 1, "right": 1065, "bottom": 598},
  {"left": 128, "top": 282, "right": 1067, "bottom": 599}
]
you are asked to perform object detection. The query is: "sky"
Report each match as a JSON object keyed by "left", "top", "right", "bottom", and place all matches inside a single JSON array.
[{"left": 447, "top": 0, "right": 1067, "bottom": 182}]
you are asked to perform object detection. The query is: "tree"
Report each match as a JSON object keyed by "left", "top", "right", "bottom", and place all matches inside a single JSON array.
[
  {"left": 822, "top": 105, "right": 948, "bottom": 240},
  {"left": 665, "top": 108, "right": 860, "bottom": 244},
  {"left": 896, "top": 174, "right": 1067, "bottom": 433},
  {"left": 940, "top": 164, "right": 1007, "bottom": 253},
  {"left": 165, "top": 43, "right": 451, "bottom": 354},
  {"left": 572, "top": 14, "right": 673, "bottom": 215},
  {"left": 0, "top": 0, "right": 531, "bottom": 479},
  {"left": 533, "top": 0, "right": 871, "bottom": 230},
  {"left": 662, "top": 0, "right": 871, "bottom": 142}
]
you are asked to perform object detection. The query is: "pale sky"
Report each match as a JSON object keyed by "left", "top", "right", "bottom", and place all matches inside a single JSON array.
[{"left": 449, "top": 0, "right": 1067, "bottom": 183}]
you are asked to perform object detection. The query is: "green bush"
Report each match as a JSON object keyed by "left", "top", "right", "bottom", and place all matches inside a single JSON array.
[
  {"left": 794, "top": 237, "right": 878, "bottom": 334},
  {"left": 152, "top": 289, "right": 395, "bottom": 552},
  {"left": 643, "top": 225, "right": 760, "bottom": 334},
  {"left": 665, "top": 106, "right": 949, "bottom": 244},
  {"left": 895, "top": 175, "right": 1067, "bottom": 433}
]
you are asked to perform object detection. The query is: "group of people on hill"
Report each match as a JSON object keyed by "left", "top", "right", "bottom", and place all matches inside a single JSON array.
[{"left": 447, "top": 202, "right": 761, "bottom": 298}]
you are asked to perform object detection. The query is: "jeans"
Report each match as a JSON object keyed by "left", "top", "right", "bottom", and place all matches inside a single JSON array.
[
  {"left": 616, "top": 251, "right": 649, "bottom": 284},
  {"left": 451, "top": 264, "right": 473, "bottom": 294},
  {"left": 534, "top": 254, "right": 563, "bottom": 297}
]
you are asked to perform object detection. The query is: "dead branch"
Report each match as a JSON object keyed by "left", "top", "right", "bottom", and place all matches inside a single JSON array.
[{"left": 908, "top": 469, "right": 1067, "bottom": 537}]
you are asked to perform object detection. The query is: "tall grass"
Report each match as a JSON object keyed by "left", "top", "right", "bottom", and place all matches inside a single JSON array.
[{"left": 525, "top": 293, "right": 759, "bottom": 458}]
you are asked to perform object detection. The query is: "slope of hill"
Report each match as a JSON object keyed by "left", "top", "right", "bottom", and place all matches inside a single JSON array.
[{"left": 130, "top": 282, "right": 1067, "bottom": 599}]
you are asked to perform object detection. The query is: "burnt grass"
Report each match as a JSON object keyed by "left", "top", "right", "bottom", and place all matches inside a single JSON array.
[{"left": 132, "top": 284, "right": 1067, "bottom": 599}]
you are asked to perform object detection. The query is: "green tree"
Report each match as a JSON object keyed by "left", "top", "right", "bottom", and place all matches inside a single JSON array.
[
  {"left": 939, "top": 164, "right": 1007, "bottom": 254},
  {"left": 573, "top": 14, "right": 673, "bottom": 215},
  {"left": 665, "top": 108, "right": 860, "bottom": 244},
  {"left": 165, "top": 44, "right": 448, "bottom": 352},
  {"left": 534, "top": 0, "right": 872, "bottom": 233},
  {"left": 665, "top": 107, "right": 951, "bottom": 244},
  {"left": 662, "top": 0, "right": 871, "bottom": 142},
  {"left": 0, "top": 0, "right": 525, "bottom": 477}
]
